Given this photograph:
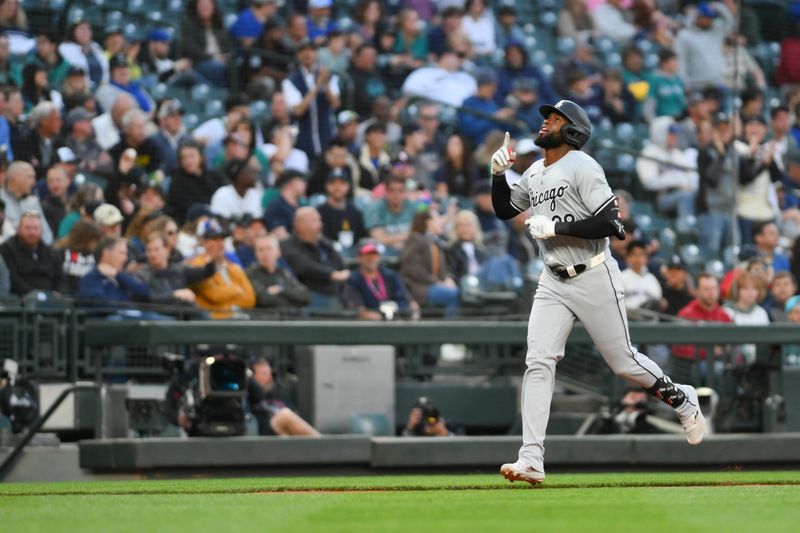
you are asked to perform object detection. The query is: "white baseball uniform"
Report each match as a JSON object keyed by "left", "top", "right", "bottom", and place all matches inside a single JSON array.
[{"left": 506, "top": 150, "right": 696, "bottom": 474}]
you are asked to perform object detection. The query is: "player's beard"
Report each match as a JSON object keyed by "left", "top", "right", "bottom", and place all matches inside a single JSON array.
[{"left": 534, "top": 131, "right": 566, "bottom": 149}]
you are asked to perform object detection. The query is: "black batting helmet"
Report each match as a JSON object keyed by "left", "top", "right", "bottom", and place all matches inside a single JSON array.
[{"left": 539, "top": 100, "right": 592, "bottom": 149}]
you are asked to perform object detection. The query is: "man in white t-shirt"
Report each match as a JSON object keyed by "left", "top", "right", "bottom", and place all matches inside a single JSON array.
[
  {"left": 401, "top": 49, "right": 477, "bottom": 108},
  {"left": 504, "top": 138, "right": 541, "bottom": 186},
  {"left": 260, "top": 124, "right": 310, "bottom": 177},
  {"left": 620, "top": 240, "right": 662, "bottom": 311},
  {"left": 210, "top": 159, "right": 264, "bottom": 219}
]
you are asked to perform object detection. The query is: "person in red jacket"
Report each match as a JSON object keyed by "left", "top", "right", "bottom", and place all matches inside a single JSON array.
[
  {"left": 673, "top": 272, "right": 732, "bottom": 360},
  {"left": 777, "top": 12, "right": 800, "bottom": 86}
]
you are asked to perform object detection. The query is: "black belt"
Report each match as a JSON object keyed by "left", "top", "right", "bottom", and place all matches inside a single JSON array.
[
  {"left": 551, "top": 264, "right": 588, "bottom": 279},
  {"left": 549, "top": 251, "right": 607, "bottom": 280}
]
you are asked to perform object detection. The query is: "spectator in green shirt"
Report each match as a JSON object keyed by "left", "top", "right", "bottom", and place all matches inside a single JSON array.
[
  {"left": 0, "top": 34, "right": 21, "bottom": 87},
  {"left": 394, "top": 9, "right": 428, "bottom": 68},
  {"left": 646, "top": 49, "right": 687, "bottom": 121},
  {"left": 28, "top": 29, "right": 71, "bottom": 91},
  {"left": 364, "top": 174, "right": 417, "bottom": 256},
  {"left": 621, "top": 44, "right": 652, "bottom": 123},
  {"left": 782, "top": 296, "right": 800, "bottom": 366}
]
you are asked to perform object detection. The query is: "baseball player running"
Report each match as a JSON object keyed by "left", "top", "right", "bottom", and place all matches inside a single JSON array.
[{"left": 490, "top": 100, "right": 706, "bottom": 485}]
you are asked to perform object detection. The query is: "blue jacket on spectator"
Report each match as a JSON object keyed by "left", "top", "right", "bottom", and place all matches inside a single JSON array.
[
  {"left": 497, "top": 43, "right": 558, "bottom": 106},
  {"left": 78, "top": 268, "right": 150, "bottom": 305},
  {"left": 458, "top": 96, "right": 502, "bottom": 147},
  {"left": 110, "top": 80, "right": 153, "bottom": 113},
  {"left": 308, "top": 18, "right": 336, "bottom": 43},
  {"left": 0, "top": 115, "right": 13, "bottom": 160},
  {"left": 229, "top": 9, "right": 266, "bottom": 40},
  {"left": 345, "top": 267, "right": 410, "bottom": 311},
  {"left": 264, "top": 195, "right": 297, "bottom": 234}
]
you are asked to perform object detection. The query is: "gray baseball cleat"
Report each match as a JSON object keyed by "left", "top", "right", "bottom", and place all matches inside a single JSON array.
[
  {"left": 500, "top": 461, "right": 545, "bottom": 485},
  {"left": 679, "top": 385, "right": 706, "bottom": 445}
]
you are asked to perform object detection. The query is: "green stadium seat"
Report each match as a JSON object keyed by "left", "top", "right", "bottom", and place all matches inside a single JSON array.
[
  {"left": 224, "top": 13, "right": 237, "bottom": 29},
  {"left": 183, "top": 113, "right": 199, "bottom": 130},
  {"left": 679, "top": 244, "right": 703, "bottom": 267},
  {"left": 539, "top": 11, "right": 558, "bottom": 28},
  {"left": 126, "top": 0, "right": 147, "bottom": 14},
  {"left": 337, "top": 17, "right": 354, "bottom": 32},
  {"left": 65, "top": 6, "right": 85, "bottom": 25},
  {"left": 150, "top": 83, "right": 168, "bottom": 101},
  {"left": 105, "top": 10, "right": 123, "bottom": 26},
  {"left": 631, "top": 199, "right": 656, "bottom": 216},
  {"left": 249, "top": 100, "right": 269, "bottom": 121},
  {"left": 205, "top": 99, "right": 224, "bottom": 116},
  {"left": 705, "top": 259, "right": 726, "bottom": 278},
  {"left": 557, "top": 37, "right": 576, "bottom": 56},
  {"left": 349, "top": 414, "right": 392, "bottom": 436},
  {"left": 658, "top": 227, "right": 677, "bottom": 251},
  {"left": 190, "top": 83, "right": 211, "bottom": 101},
  {"left": 595, "top": 37, "right": 617, "bottom": 54},
  {"left": 615, "top": 122, "right": 636, "bottom": 143}
]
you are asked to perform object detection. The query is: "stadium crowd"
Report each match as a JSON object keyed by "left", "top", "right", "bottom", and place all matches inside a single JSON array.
[{"left": 0, "top": 0, "right": 797, "bottom": 329}]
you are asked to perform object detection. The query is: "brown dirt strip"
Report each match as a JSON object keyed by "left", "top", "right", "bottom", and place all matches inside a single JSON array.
[{"left": 3, "top": 482, "right": 799, "bottom": 497}]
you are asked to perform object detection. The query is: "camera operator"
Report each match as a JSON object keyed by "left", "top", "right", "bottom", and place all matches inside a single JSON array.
[
  {"left": 247, "top": 358, "right": 319, "bottom": 436},
  {"left": 401, "top": 397, "right": 452, "bottom": 437},
  {"left": 0, "top": 359, "right": 38, "bottom": 434},
  {"left": 596, "top": 388, "right": 662, "bottom": 435},
  {"left": 165, "top": 358, "right": 199, "bottom": 434},
  {"left": 165, "top": 351, "right": 249, "bottom": 437}
]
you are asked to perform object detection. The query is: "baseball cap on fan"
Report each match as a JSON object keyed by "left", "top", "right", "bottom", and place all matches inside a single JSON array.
[
  {"left": 696, "top": 2, "right": 718, "bottom": 18},
  {"left": 665, "top": 255, "right": 685, "bottom": 270},
  {"left": 158, "top": 100, "right": 183, "bottom": 119},
  {"left": 358, "top": 243, "right": 381, "bottom": 256},
  {"left": 146, "top": 29, "right": 172, "bottom": 43},
  {"left": 337, "top": 110, "right": 359, "bottom": 125},
  {"left": 94, "top": 204, "right": 124, "bottom": 227},
  {"left": 475, "top": 67, "right": 498, "bottom": 87},
  {"left": 199, "top": 219, "right": 228, "bottom": 239},
  {"left": 56, "top": 146, "right": 80, "bottom": 164},
  {"left": 515, "top": 138, "right": 539, "bottom": 155}
]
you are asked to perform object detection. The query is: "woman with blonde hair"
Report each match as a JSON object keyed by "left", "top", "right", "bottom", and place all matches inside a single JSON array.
[
  {"left": 724, "top": 270, "right": 770, "bottom": 364},
  {"left": 0, "top": 0, "right": 28, "bottom": 32},
  {"left": 446, "top": 210, "right": 486, "bottom": 281},
  {"left": 150, "top": 215, "right": 183, "bottom": 263},
  {"left": 125, "top": 210, "right": 169, "bottom": 261}
]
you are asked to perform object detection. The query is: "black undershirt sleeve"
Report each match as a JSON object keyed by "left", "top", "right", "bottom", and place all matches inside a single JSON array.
[
  {"left": 553, "top": 197, "right": 626, "bottom": 240},
  {"left": 491, "top": 173, "right": 523, "bottom": 220}
]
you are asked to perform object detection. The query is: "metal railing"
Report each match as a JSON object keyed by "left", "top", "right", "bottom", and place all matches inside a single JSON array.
[{"left": 0, "top": 382, "right": 100, "bottom": 481}]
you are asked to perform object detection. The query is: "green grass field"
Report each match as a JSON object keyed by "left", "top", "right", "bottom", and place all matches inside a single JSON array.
[{"left": 2, "top": 471, "right": 799, "bottom": 532}]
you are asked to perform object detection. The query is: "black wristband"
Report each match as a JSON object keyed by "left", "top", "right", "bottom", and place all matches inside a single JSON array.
[{"left": 554, "top": 221, "right": 569, "bottom": 235}]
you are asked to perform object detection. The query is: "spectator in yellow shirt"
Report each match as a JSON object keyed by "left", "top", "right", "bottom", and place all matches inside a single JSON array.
[{"left": 189, "top": 219, "right": 255, "bottom": 318}]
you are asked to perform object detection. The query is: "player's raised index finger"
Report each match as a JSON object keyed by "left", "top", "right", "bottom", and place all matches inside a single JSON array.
[{"left": 503, "top": 131, "right": 510, "bottom": 147}]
